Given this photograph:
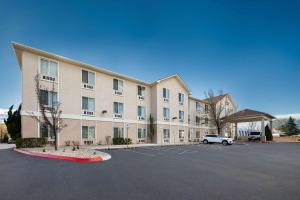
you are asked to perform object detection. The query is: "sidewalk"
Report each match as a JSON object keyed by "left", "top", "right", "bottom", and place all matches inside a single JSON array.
[{"left": 88, "top": 142, "right": 199, "bottom": 150}]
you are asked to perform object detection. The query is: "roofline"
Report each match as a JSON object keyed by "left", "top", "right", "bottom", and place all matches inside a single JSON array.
[
  {"left": 12, "top": 41, "right": 150, "bottom": 86},
  {"left": 188, "top": 96, "right": 207, "bottom": 103},
  {"left": 150, "top": 74, "right": 191, "bottom": 94}
]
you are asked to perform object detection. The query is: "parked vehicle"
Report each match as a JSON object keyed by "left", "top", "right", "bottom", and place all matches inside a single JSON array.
[
  {"left": 248, "top": 132, "right": 261, "bottom": 141},
  {"left": 201, "top": 135, "right": 233, "bottom": 145}
]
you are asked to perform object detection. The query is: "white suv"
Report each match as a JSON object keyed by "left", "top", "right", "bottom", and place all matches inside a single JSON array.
[{"left": 201, "top": 134, "right": 233, "bottom": 145}]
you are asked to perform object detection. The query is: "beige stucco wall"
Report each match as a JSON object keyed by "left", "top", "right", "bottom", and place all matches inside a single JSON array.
[{"left": 19, "top": 47, "right": 237, "bottom": 145}]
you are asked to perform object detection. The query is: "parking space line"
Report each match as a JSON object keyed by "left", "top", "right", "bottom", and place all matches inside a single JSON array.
[
  {"left": 119, "top": 149, "right": 156, "bottom": 157},
  {"left": 177, "top": 150, "right": 190, "bottom": 155}
]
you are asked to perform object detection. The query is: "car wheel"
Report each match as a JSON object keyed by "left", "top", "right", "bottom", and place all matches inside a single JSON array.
[
  {"left": 203, "top": 139, "right": 208, "bottom": 144},
  {"left": 222, "top": 140, "right": 228, "bottom": 146}
]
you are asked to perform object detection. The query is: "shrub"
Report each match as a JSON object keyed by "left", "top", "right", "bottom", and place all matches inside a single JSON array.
[
  {"left": 65, "top": 140, "right": 71, "bottom": 146},
  {"left": 2, "top": 134, "right": 9, "bottom": 143},
  {"left": 112, "top": 138, "right": 132, "bottom": 145},
  {"left": 15, "top": 138, "right": 47, "bottom": 148}
]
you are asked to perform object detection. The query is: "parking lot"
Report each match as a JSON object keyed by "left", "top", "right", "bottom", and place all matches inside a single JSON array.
[{"left": 1, "top": 142, "right": 300, "bottom": 200}]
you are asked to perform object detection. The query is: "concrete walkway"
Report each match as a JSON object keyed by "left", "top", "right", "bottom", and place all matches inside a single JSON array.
[
  {"left": 0, "top": 143, "right": 16, "bottom": 149},
  {"left": 88, "top": 142, "right": 199, "bottom": 150}
]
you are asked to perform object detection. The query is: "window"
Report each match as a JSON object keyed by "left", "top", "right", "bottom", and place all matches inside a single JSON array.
[
  {"left": 163, "top": 129, "right": 170, "bottom": 139},
  {"left": 82, "top": 97, "right": 95, "bottom": 112},
  {"left": 138, "top": 128, "right": 146, "bottom": 139},
  {"left": 137, "top": 106, "right": 146, "bottom": 119},
  {"left": 196, "top": 116, "right": 200, "bottom": 125},
  {"left": 205, "top": 117, "right": 209, "bottom": 125},
  {"left": 40, "top": 58, "right": 58, "bottom": 78},
  {"left": 163, "top": 88, "right": 170, "bottom": 99},
  {"left": 196, "top": 131, "right": 200, "bottom": 138},
  {"left": 179, "top": 110, "right": 184, "bottom": 121},
  {"left": 114, "top": 102, "right": 124, "bottom": 114},
  {"left": 113, "top": 127, "right": 124, "bottom": 138},
  {"left": 82, "top": 70, "right": 95, "bottom": 86},
  {"left": 40, "top": 123, "right": 55, "bottom": 140},
  {"left": 178, "top": 93, "right": 184, "bottom": 104},
  {"left": 40, "top": 90, "right": 57, "bottom": 107},
  {"left": 179, "top": 130, "right": 184, "bottom": 139},
  {"left": 163, "top": 107, "right": 170, "bottom": 120},
  {"left": 82, "top": 126, "right": 95, "bottom": 140},
  {"left": 196, "top": 102, "right": 201, "bottom": 111},
  {"left": 137, "top": 85, "right": 146, "bottom": 96},
  {"left": 205, "top": 104, "right": 209, "bottom": 112},
  {"left": 113, "top": 79, "right": 123, "bottom": 91}
]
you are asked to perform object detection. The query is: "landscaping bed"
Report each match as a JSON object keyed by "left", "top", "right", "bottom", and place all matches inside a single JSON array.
[{"left": 14, "top": 146, "right": 111, "bottom": 162}]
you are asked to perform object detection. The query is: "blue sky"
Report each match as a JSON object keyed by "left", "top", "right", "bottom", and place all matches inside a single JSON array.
[{"left": 0, "top": 0, "right": 299, "bottom": 115}]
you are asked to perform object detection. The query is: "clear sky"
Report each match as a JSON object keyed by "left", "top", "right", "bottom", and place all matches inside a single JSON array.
[{"left": 0, "top": 0, "right": 299, "bottom": 115}]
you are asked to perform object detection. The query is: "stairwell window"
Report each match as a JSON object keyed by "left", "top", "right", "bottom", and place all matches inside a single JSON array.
[
  {"left": 179, "top": 110, "right": 184, "bottom": 122},
  {"left": 82, "top": 70, "right": 95, "bottom": 89},
  {"left": 40, "top": 58, "right": 58, "bottom": 81},
  {"left": 196, "top": 102, "right": 201, "bottom": 111},
  {"left": 40, "top": 90, "right": 57, "bottom": 108},
  {"left": 113, "top": 127, "right": 124, "bottom": 138}
]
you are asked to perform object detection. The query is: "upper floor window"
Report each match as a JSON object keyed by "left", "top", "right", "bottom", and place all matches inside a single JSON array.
[
  {"left": 113, "top": 127, "right": 124, "bottom": 138},
  {"left": 113, "top": 79, "right": 123, "bottom": 92},
  {"left": 82, "top": 126, "right": 95, "bottom": 140},
  {"left": 114, "top": 102, "right": 123, "bottom": 118},
  {"left": 82, "top": 97, "right": 95, "bottom": 115},
  {"left": 205, "top": 104, "right": 209, "bottom": 112},
  {"left": 163, "top": 88, "right": 170, "bottom": 100},
  {"left": 178, "top": 93, "right": 184, "bottom": 104},
  {"left": 40, "top": 90, "right": 57, "bottom": 107},
  {"left": 82, "top": 70, "right": 95, "bottom": 87},
  {"left": 40, "top": 58, "right": 58, "bottom": 80},
  {"left": 137, "top": 106, "right": 146, "bottom": 120},
  {"left": 195, "top": 116, "right": 200, "bottom": 125},
  {"left": 205, "top": 117, "right": 209, "bottom": 125},
  {"left": 196, "top": 102, "right": 201, "bottom": 111},
  {"left": 179, "top": 110, "right": 184, "bottom": 122},
  {"left": 137, "top": 85, "right": 146, "bottom": 96},
  {"left": 163, "top": 107, "right": 170, "bottom": 120}
]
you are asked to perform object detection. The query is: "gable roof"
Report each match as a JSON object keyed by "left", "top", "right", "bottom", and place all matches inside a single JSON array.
[
  {"left": 203, "top": 94, "right": 237, "bottom": 110},
  {"left": 226, "top": 109, "right": 275, "bottom": 123},
  {"left": 151, "top": 74, "right": 191, "bottom": 94}
]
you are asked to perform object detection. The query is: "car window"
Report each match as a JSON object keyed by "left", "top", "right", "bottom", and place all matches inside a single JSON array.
[{"left": 250, "top": 132, "right": 260, "bottom": 136}]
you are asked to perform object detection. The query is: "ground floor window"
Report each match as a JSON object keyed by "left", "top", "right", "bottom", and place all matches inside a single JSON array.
[
  {"left": 40, "top": 123, "right": 55, "bottom": 140},
  {"left": 196, "top": 131, "right": 200, "bottom": 138},
  {"left": 114, "top": 127, "right": 124, "bottom": 138},
  {"left": 138, "top": 128, "right": 146, "bottom": 139},
  {"left": 82, "top": 126, "right": 95, "bottom": 140},
  {"left": 163, "top": 129, "right": 170, "bottom": 143},
  {"left": 179, "top": 130, "right": 184, "bottom": 142}
]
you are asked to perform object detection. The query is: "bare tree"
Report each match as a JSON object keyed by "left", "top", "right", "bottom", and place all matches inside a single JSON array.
[
  {"left": 247, "top": 122, "right": 258, "bottom": 133},
  {"left": 31, "top": 74, "right": 66, "bottom": 150},
  {"left": 204, "top": 89, "right": 232, "bottom": 135}
]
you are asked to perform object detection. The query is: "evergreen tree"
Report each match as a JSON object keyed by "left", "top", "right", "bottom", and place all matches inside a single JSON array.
[
  {"left": 265, "top": 125, "right": 273, "bottom": 141},
  {"left": 280, "top": 117, "right": 298, "bottom": 136},
  {"left": 4, "top": 104, "right": 22, "bottom": 140}
]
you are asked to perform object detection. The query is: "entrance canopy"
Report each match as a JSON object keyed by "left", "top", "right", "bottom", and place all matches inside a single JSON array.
[{"left": 226, "top": 109, "right": 275, "bottom": 123}]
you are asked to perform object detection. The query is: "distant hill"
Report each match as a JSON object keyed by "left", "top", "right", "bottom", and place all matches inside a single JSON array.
[{"left": 273, "top": 113, "right": 300, "bottom": 129}]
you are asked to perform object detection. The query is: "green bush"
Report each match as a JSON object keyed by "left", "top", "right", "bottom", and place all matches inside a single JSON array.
[
  {"left": 15, "top": 138, "right": 47, "bottom": 148},
  {"left": 112, "top": 138, "right": 132, "bottom": 145}
]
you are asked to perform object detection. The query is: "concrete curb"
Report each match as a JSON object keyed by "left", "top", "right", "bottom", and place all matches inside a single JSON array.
[{"left": 14, "top": 148, "right": 111, "bottom": 163}]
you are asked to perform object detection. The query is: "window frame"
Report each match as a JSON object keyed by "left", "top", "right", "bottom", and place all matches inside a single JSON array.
[
  {"left": 82, "top": 97, "right": 95, "bottom": 112},
  {"left": 40, "top": 89, "right": 58, "bottom": 108},
  {"left": 113, "top": 78, "right": 123, "bottom": 92},
  {"left": 81, "top": 126, "right": 96, "bottom": 140},
  {"left": 114, "top": 102, "right": 124, "bottom": 114},
  {"left": 40, "top": 57, "right": 58, "bottom": 79},
  {"left": 82, "top": 69, "right": 95, "bottom": 86},
  {"left": 113, "top": 127, "right": 124, "bottom": 138},
  {"left": 137, "top": 106, "right": 146, "bottom": 118},
  {"left": 163, "top": 88, "right": 170, "bottom": 99},
  {"left": 163, "top": 107, "right": 170, "bottom": 120},
  {"left": 137, "top": 85, "right": 146, "bottom": 96},
  {"left": 138, "top": 128, "right": 146, "bottom": 139}
]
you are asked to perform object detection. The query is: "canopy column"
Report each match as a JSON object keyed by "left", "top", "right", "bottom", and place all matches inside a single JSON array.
[{"left": 261, "top": 118, "right": 266, "bottom": 142}]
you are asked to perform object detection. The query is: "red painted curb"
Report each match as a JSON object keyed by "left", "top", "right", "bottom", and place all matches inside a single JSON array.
[{"left": 14, "top": 148, "right": 102, "bottom": 162}]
